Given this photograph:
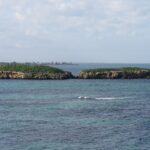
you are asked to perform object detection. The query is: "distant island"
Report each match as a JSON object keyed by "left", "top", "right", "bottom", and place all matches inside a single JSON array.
[
  {"left": 79, "top": 67, "right": 150, "bottom": 79},
  {"left": 0, "top": 64, "right": 73, "bottom": 80},
  {"left": 0, "top": 64, "right": 149, "bottom": 79}
]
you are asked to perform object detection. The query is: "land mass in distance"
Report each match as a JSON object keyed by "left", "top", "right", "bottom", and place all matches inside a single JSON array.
[{"left": 0, "top": 64, "right": 149, "bottom": 79}]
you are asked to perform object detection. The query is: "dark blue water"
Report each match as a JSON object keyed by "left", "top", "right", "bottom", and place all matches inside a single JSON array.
[{"left": 0, "top": 64, "right": 150, "bottom": 150}]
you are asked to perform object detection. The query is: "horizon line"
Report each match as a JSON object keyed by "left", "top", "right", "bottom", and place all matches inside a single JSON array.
[{"left": 0, "top": 61, "right": 150, "bottom": 64}]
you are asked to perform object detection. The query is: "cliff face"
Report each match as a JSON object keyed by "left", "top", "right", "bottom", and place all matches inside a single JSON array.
[
  {"left": 79, "top": 70, "right": 150, "bottom": 79},
  {"left": 0, "top": 71, "right": 74, "bottom": 80},
  {"left": 0, "top": 68, "right": 150, "bottom": 80},
  {"left": 0, "top": 71, "right": 25, "bottom": 79}
]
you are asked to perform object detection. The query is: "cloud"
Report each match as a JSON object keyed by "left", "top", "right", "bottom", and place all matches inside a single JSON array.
[
  {"left": 0, "top": 0, "right": 150, "bottom": 38},
  {"left": 15, "top": 43, "right": 23, "bottom": 48},
  {"left": 15, "top": 12, "right": 25, "bottom": 22}
]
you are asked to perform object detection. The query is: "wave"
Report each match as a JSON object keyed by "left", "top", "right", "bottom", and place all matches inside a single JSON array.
[
  {"left": 78, "top": 96, "right": 134, "bottom": 100},
  {"left": 78, "top": 96, "right": 92, "bottom": 100},
  {"left": 95, "top": 97, "right": 132, "bottom": 100}
]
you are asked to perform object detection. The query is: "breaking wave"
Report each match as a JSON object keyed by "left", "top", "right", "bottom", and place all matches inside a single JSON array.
[{"left": 78, "top": 96, "right": 134, "bottom": 100}]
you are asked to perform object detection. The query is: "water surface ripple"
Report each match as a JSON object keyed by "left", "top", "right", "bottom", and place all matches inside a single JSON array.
[{"left": 0, "top": 79, "right": 150, "bottom": 150}]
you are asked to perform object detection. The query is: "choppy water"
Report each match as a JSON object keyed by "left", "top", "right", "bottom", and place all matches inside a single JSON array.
[{"left": 0, "top": 64, "right": 150, "bottom": 150}]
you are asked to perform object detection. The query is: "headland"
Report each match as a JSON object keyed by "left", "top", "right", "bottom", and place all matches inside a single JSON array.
[
  {"left": 0, "top": 64, "right": 73, "bottom": 80},
  {"left": 79, "top": 67, "right": 150, "bottom": 79},
  {"left": 0, "top": 64, "right": 149, "bottom": 80}
]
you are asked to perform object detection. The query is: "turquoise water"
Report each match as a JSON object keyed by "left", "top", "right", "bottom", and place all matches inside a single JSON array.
[{"left": 0, "top": 64, "right": 150, "bottom": 150}]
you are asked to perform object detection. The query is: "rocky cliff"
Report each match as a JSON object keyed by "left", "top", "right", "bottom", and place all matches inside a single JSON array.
[
  {"left": 79, "top": 68, "right": 150, "bottom": 79},
  {"left": 0, "top": 71, "right": 74, "bottom": 80},
  {"left": 0, "top": 65, "right": 150, "bottom": 80},
  {"left": 0, "top": 64, "right": 74, "bottom": 80}
]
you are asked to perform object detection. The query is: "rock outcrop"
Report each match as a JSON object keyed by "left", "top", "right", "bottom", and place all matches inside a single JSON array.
[
  {"left": 0, "top": 64, "right": 75, "bottom": 80},
  {"left": 0, "top": 71, "right": 25, "bottom": 79},
  {"left": 0, "top": 71, "right": 74, "bottom": 80},
  {"left": 0, "top": 65, "right": 150, "bottom": 80},
  {"left": 79, "top": 69, "right": 150, "bottom": 79}
]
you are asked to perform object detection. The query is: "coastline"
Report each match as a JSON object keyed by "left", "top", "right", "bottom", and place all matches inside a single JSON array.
[{"left": 0, "top": 64, "right": 150, "bottom": 80}]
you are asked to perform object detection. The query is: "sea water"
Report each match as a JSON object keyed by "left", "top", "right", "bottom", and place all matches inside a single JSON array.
[{"left": 0, "top": 64, "right": 150, "bottom": 150}]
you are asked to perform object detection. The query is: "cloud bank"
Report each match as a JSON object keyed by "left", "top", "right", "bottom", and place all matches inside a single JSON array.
[
  {"left": 0, "top": 0, "right": 150, "bottom": 62},
  {"left": 0, "top": 0, "right": 149, "bottom": 37}
]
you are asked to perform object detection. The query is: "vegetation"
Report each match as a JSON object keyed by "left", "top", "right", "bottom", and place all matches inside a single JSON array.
[
  {"left": 0, "top": 64, "right": 65, "bottom": 73},
  {"left": 82, "top": 67, "right": 150, "bottom": 73}
]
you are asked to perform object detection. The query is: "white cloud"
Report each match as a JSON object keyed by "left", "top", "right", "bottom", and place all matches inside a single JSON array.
[
  {"left": 103, "top": 0, "right": 128, "bottom": 14},
  {"left": 15, "top": 43, "right": 23, "bottom": 48},
  {"left": 0, "top": 0, "right": 150, "bottom": 63},
  {"left": 15, "top": 12, "right": 25, "bottom": 22},
  {"left": 0, "top": 0, "right": 150, "bottom": 37}
]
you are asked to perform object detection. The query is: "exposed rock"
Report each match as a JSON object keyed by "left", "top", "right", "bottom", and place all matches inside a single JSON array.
[
  {"left": 0, "top": 71, "right": 25, "bottom": 79},
  {"left": 0, "top": 71, "right": 74, "bottom": 80},
  {"left": 79, "top": 70, "right": 150, "bottom": 79},
  {"left": 0, "top": 67, "right": 150, "bottom": 80}
]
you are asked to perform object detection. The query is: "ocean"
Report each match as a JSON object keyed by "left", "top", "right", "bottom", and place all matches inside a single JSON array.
[{"left": 0, "top": 63, "right": 150, "bottom": 150}]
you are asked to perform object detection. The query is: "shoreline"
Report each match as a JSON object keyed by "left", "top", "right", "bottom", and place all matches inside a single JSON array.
[{"left": 0, "top": 64, "right": 149, "bottom": 80}]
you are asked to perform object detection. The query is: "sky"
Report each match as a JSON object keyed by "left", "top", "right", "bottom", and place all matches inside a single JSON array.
[{"left": 0, "top": 0, "right": 150, "bottom": 63}]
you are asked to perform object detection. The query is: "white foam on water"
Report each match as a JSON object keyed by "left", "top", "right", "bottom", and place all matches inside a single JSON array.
[
  {"left": 78, "top": 96, "right": 83, "bottom": 99},
  {"left": 78, "top": 96, "right": 91, "bottom": 100},
  {"left": 95, "top": 97, "right": 117, "bottom": 100},
  {"left": 95, "top": 97, "right": 134, "bottom": 100},
  {"left": 78, "top": 96, "right": 134, "bottom": 100}
]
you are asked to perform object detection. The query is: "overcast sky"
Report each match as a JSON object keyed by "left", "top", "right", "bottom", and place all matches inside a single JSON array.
[{"left": 0, "top": 0, "right": 150, "bottom": 63}]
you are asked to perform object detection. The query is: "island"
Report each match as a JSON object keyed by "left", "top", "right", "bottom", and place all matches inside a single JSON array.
[
  {"left": 0, "top": 64, "right": 74, "bottom": 80},
  {"left": 79, "top": 67, "right": 150, "bottom": 79},
  {"left": 0, "top": 64, "right": 150, "bottom": 80}
]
